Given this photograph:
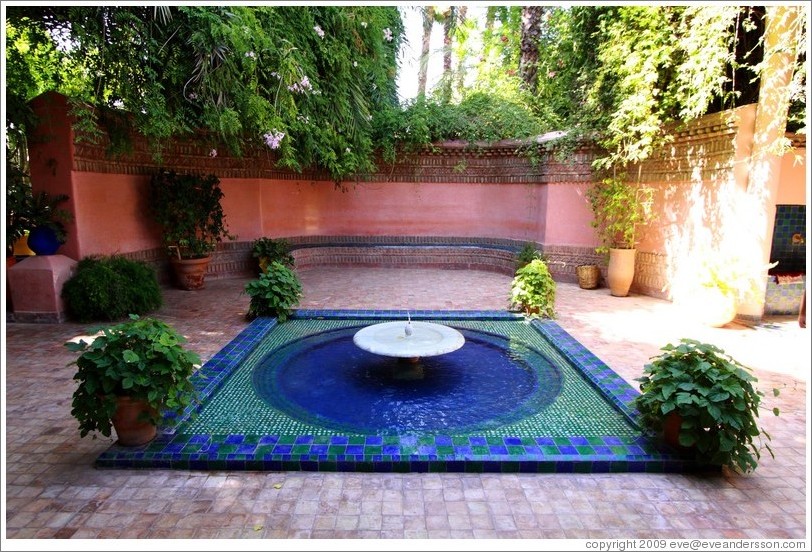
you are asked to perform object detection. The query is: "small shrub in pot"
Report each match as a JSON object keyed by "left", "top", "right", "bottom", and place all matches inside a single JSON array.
[
  {"left": 66, "top": 315, "right": 200, "bottom": 444},
  {"left": 634, "top": 339, "right": 778, "bottom": 473}
]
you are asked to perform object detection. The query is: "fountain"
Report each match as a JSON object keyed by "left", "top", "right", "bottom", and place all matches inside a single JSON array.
[{"left": 353, "top": 315, "right": 465, "bottom": 376}]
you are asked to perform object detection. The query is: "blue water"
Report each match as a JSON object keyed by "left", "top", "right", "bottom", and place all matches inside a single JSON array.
[{"left": 252, "top": 326, "right": 563, "bottom": 433}]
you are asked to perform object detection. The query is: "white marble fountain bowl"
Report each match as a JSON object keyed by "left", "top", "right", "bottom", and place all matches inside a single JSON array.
[{"left": 353, "top": 321, "right": 465, "bottom": 359}]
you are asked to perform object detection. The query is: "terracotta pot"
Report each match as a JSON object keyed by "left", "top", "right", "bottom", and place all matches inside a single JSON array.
[
  {"left": 662, "top": 412, "right": 684, "bottom": 448},
  {"left": 169, "top": 256, "right": 211, "bottom": 290},
  {"left": 607, "top": 248, "right": 636, "bottom": 297},
  {"left": 111, "top": 396, "right": 157, "bottom": 447}
]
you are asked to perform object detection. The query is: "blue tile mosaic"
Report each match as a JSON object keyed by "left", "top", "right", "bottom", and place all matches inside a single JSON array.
[
  {"left": 95, "top": 310, "right": 711, "bottom": 473},
  {"left": 770, "top": 204, "right": 806, "bottom": 274}
]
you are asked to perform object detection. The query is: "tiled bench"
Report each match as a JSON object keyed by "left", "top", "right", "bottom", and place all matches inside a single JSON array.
[
  {"left": 127, "top": 236, "right": 605, "bottom": 284},
  {"left": 765, "top": 273, "right": 806, "bottom": 315}
]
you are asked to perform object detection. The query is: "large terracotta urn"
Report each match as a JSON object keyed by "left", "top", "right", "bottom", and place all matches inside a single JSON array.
[
  {"left": 169, "top": 256, "right": 211, "bottom": 290},
  {"left": 607, "top": 248, "right": 636, "bottom": 297}
]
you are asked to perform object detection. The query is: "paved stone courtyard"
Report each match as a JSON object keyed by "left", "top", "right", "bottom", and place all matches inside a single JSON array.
[{"left": 4, "top": 267, "right": 808, "bottom": 542}]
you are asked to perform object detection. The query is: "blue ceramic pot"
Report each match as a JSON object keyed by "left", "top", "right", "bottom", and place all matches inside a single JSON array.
[{"left": 27, "top": 226, "right": 62, "bottom": 255}]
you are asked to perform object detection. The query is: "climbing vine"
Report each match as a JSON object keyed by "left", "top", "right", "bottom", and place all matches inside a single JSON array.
[
  {"left": 5, "top": 5, "right": 806, "bottom": 180},
  {"left": 5, "top": 5, "right": 403, "bottom": 182}
]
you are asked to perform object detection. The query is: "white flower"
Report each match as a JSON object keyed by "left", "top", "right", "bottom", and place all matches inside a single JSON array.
[
  {"left": 263, "top": 130, "right": 285, "bottom": 150},
  {"left": 361, "top": 21, "right": 367, "bottom": 28},
  {"left": 383, "top": 28, "right": 393, "bottom": 42},
  {"left": 245, "top": 51, "right": 256, "bottom": 59},
  {"left": 353, "top": 61, "right": 358, "bottom": 67},
  {"left": 345, "top": 147, "right": 351, "bottom": 153},
  {"left": 314, "top": 25, "right": 324, "bottom": 38},
  {"left": 288, "top": 75, "right": 313, "bottom": 94},
  {"left": 209, "top": 149, "right": 217, "bottom": 158}
]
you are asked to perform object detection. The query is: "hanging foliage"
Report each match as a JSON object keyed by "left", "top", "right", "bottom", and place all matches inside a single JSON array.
[
  {"left": 529, "top": 5, "right": 804, "bottom": 169},
  {"left": 5, "top": 5, "right": 403, "bottom": 182},
  {"left": 5, "top": 5, "right": 805, "bottom": 180}
]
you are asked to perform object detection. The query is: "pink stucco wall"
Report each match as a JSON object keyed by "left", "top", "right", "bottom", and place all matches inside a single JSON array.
[
  {"left": 52, "top": 174, "right": 563, "bottom": 260},
  {"left": 27, "top": 93, "right": 79, "bottom": 260},
  {"left": 71, "top": 173, "right": 159, "bottom": 255},
  {"left": 253, "top": 179, "right": 545, "bottom": 241},
  {"left": 21, "top": 92, "right": 806, "bottom": 314},
  {"left": 541, "top": 183, "right": 595, "bottom": 247},
  {"left": 778, "top": 149, "right": 807, "bottom": 205}
]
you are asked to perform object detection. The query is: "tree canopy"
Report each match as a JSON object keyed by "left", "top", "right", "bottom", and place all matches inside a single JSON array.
[
  {"left": 4, "top": 5, "right": 807, "bottom": 180},
  {"left": 6, "top": 5, "right": 403, "bottom": 181},
  {"left": 468, "top": 5, "right": 806, "bottom": 168}
]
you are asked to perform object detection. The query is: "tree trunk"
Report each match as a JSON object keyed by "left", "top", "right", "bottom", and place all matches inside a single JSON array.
[
  {"left": 417, "top": 6, "right": 434, "bottom": 98},
  {"left": 455, "top": 6, "right": 468, "bottom": 96},
  {"left": 519, "top": 6, "right": 544, "bottom": 93},
  {"left": 440, "top": 6, "right": 456, "bottom": 102}
]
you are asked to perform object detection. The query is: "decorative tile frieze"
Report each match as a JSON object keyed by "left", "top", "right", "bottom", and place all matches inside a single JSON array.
[{"left": 71, "top": 129, "right": 598, "bottom": 185}]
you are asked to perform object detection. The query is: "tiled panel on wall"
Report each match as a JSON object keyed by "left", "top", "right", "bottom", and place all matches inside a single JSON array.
[
  {"left": 770, "top": 204, "right": 806, "bottom": 274},
  {"left": 765, "top": 278, "right": 805, "bottom": 315}
]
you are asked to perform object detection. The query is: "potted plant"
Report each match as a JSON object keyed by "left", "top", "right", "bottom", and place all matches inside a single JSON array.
[
  {"left": 149, "top": 169, "right": 234, "bottom": 290},
  {"left": 251, "top": 237, "right": 295, "bottom": 275},
  {"left": 634, "top": 339, "right": 778, "bottom": 474},
  {"left": 515, "top": 241, "right": 544, "bottom": 270},
  {"left": 17, "top": 190, "right": 73, "bottom": 256},
  {"left": 244, "top": 261, "right": 303, "bottom": 322},
  {"left": 6, "top": 159, "right": 32, "bottom": 259},
  {"left": 65, "top": 315, "right": 201, "bottom": 446},
  {"left": 586, "top": 175, "right": 654, "bottom": 297},
  {"left": 671, "top": 253, "right": 777, "bottom": 327},
  {"left": 509, "top": 258, "right": 556, "bottom": 318}
]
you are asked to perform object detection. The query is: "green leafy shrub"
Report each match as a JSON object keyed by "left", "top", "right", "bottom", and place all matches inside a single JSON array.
[
  {"left": 251, "top": 237, "right": 295, "bottom": 274},
  {"left": 586, "top": 175, "right": 655, "bottom": 253},
  {"left": 373, "top": 92, "right": 548, "bottom": 164},
  {"left": 61, "top": 255, "right": 162, "bottom": 322},
  {"left": 149, "top": 169, "right": 234, "bottom": 259},
  {"left": 509, "top": 258, "right": 556, "bottom": 318},
  {"left": 244, "top": 261, "right": 303, "bottom": 322},
  {"left": 65, "top": 315, "right": 201, "bottom": 439},
  {"left": 634, "top": 339, "right": 778, "bottom": 473},
  {"left": 515, "top": 242, "right": 544, "bottom": 270}
]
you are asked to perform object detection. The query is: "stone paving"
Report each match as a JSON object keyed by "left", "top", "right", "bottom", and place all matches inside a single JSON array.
[{"left": 3, "top": 267, "right": 809, "bottom": 542}]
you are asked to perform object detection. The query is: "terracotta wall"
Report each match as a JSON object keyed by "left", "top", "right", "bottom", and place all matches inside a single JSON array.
[
  {"left": 28, "top": 93, "right": 598, "bottom": 262},
  {"left": 252, "top": 179, "right": 546, "bottom": 241},
  {"left": 25, "top": 92, "right": 807, "bottom": 313},
  {"left": 627, "top": 104, "right": 807, "bottom": 311}
]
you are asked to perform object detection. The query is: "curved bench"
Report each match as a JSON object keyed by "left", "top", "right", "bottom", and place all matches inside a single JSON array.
[
  {"left": 291, "top": 243, "right": 518, "bottom": 275},
  {"left": 131, "top": 236, "right": 604, "bottom": 285}
]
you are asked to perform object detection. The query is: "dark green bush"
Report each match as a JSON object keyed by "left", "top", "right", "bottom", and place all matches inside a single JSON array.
[
  {"left": 251, "top": 237, "right": 295, "bottom": 274},
  {"left": 61, "top": 255, "right": 162, "bottom": 322},
  {"left": 516, "top": 242, "right": 545, "bottom": 270}
]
